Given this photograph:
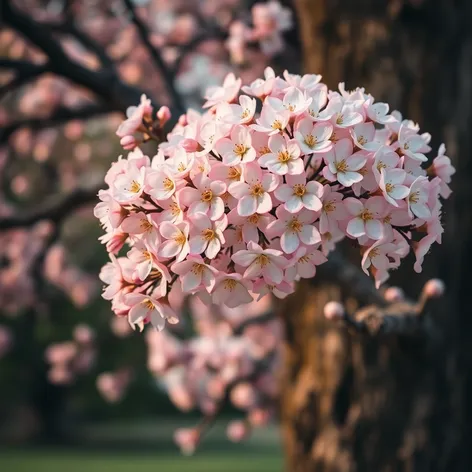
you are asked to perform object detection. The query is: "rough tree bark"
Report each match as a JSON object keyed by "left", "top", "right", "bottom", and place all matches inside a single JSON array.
[{"left": 279, "top": 1, "right": 472, "bottom": 471}]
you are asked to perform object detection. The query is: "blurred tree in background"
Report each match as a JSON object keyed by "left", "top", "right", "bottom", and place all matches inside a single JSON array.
[{"left": 0, "top": 1, "right": 470, "bottom": 472}]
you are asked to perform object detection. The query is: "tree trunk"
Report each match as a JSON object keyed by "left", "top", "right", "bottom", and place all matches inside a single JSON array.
[{"left": 279, "top": 1, "right": 472, "bottom": 471}]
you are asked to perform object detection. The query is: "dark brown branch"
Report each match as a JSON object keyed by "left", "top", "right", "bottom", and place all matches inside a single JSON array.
[
  {"left": 0, "top": 184, "right": 101, "bottom": 230},
  {"left": 319, "top": 251, "right": 443, "bottom": 337},
  {"left": 233, "top": 310, "right": 276, "bottom": 335},
  {"left": 1, "top": 1, "right": 147, "bottom": 112},
  {"left": 46, "top": 20, "right": 115, "bottom": 69},
  {"left": 0, "top": 103, "right": 112, "bottom": 144},
  {"left": 0, "top": 59, "right": 49, "bottom": 98},
  {"left": 317, "top": 250, "right": 388, "bottom": 307},
  {"left": 122, "top": 0, "right": 185, "bottom": 115}
]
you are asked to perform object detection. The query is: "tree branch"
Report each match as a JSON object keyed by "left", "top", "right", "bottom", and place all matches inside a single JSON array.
[
  {"left": 46, "top": 20, "right": 115, "bottom": 69},
  {"left": 0, "top": 59, "right": 49, "bottom": 98},
  {"left": 0, "top": 184, "right": 101, "bottom": 230},
  {"left": 317, "top": 250, "right": 387, "bottom": 307},
  {"left": 320, "top": 251, "right": 444, "bottom": 338},
  {"left": 122, "top": 0, "right": 185, "bottom": 115},
  {"left": 0, "top": 103, "right": 112, "bottom": 144},
  {"left": 1, "top": 1, "right": 147, "bottom": 112}
]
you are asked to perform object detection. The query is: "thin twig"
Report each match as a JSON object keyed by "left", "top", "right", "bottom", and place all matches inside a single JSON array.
[{"left": 122, "top": 0, "right": 185, "bottom": 115}]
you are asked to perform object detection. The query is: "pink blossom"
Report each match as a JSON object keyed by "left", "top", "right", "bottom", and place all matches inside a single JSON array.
[
  {"left": 344, "top": 197, "right": 385, "bottom": 240},
  {"left": 126, "top": 293, "right": 177, "bottom": 331},
  {"left": 232, "top": 241, "right": 288, "bottom": 284},
  {"left": 267, "top": 207, "right": 321, "bottom": 254},
  {"left": 116, "top": 94, "right": 152, "bottom": 138},
  {"left": 397, "top": 124, "right": 428, "bottom": 162},
  {"left": 266, "top": 87, "right": 312, "bottom": 117},
  {"left": 179, "top": 175, "right": 226, "bottom": 221},
  {"left": 274, "top": 174, "right": 323, "bottom": 213},
  {"left": 251, "top": 103, "right": 290, "bottom": 135},
  {"left": 408, "top": 176, "right": 431, "bottom": 219},
  {"left": 242, "top": 67, "right": 276, "bottom": 98},
  {"left": 215, "top": 125, "right": 256, "bottom": 166},
  {"left": 259, "top": 133, "right": 303, "bottom": 175},
  {"left": 146, "top": 169, "right": 182, "bottom": 201},
  {"left": 172, "top": 256, "right": 219, "bottom": 293},
  {"left": 212, "top": 274, "right": 253, "bottom": 308},
  {"left": 321, "top": 97, "right": 363, "bottom": 128},
  {"left": 350, "top": 122, "right": 381, "bottom": 151},
  {"left": 295, "top": 118, "right": 333, "bottom": 154},
  {"left": 366, "top": 101, "right": 396, "bottom": 124},
  {"left": 361, "top": 238, "right": 398, "bottom": 287},
  {"left": 222, "top": 95, "right": 257, "bottom": 124},
  {"left": 322, "top": 139, "right": 366, "bottom": 187},
  {"left": 189, "top": 213, "right": 227, "bottom": 259},
  {"left": 113, "top": 163, "right": 146, "bottom": 203},
  {"left": 319, "top": 185, "right": 348, "bottom": 234},
  {"left": 158, "top": 221, "right": 190, "bottom": 262},
  {"left": 203, "top": 73, "right": 241, "bottom": 109},
  {"left": 379, "top": 168, "right": 410, "bottom": 206},
  {"left": 430, "top": 144, "right": 455, "bottom": 198},
  {"left": 306, "top": 87, "right": 328, "bottom": 120},
  {"left": 227, "top": 210, "right": 275, "bottom": 243},
  {"left": 285, "top": 246, "right": 327, "bottom": 281},
  {"left": 228, "top": 162, "right": 279, "bottom": 217}
]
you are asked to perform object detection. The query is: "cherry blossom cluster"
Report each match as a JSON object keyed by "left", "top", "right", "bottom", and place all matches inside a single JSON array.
[
  {"left": 147, "top": 295, "right": 278, "bottom": 451},
  {"left": 96, "top": 67, "right": 454, "bottom": 332},
  {"left": 45, "top": 324, "right": 96, "bottom": 385}
]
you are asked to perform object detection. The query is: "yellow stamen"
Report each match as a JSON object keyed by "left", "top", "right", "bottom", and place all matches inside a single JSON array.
[
  {"left": 202, "top": 228, "right": 215, "bottom": 241},
  {"left": 140, "top": 219, "right": 153, "bottom": 232},
  {"left": 223, "top": 279, "right": 238, "bottom": 291},
  {"left": 228, "top": 167, "right": 241, "bottom": 181},
  {"left": 278, "top": 150, "right": 291, "bottom": 163},
  {"left": 251, "top": 183, "right": 265, "bottom": 197},
  {"left": 201, "top": 189, "right": 213, "bottom": 202},
  {"left": 163, "top": 177, "right": 174, "bottom": 191},
  {"left": 233, "top": 144, "right": 248, "bottom": 157},
  {"left": 174, "top": 231, "right": 186, "bottom": 245},
  {"left": 130, "top": 180, "right": 141, "bottom": 193},
  {"left": 293, "top": 184, "right": 306, "bottom": 197},
  {"left": 255, "top": 254, "right": 269, "bottom": 267},
  {"left": 304, "top": 135, "right": 317, "bottom": 148},
  {"left": 335, "top": 160, "right": 348, "bottom": 173},
  {"left": 288, "top": 218, "right": 303, "bottom": 233}
]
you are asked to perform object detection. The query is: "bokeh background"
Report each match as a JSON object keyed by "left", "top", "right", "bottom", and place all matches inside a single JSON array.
[{"left": 0, "top": 1, "right": 468, "bottom": 471}]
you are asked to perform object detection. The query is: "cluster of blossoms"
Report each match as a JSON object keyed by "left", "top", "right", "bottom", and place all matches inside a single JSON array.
[
  {"left": 45, "top": 324, "right": 96, "bottom": 385},
  {"left": 96, "top": 67, "right": 454, "bottom": 333},
  {"left": 147, "top": 295, "right": 278, "bottom": 450}
]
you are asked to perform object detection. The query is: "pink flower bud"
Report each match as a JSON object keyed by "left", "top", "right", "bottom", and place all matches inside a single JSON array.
[
  {"left": 324, "top": 301, "right": 344, "bottom": 320},
  {"left": 157, "top": 106, "right": 171, "bottom": 126},
  {"left": 120, "top": 135, "right": 138, "bottom": 150},
  {"left": 424, "top": 279, "right": 445, "bottom": 298}
]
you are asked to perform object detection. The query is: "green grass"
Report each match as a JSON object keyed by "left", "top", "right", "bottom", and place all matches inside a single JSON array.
[{"left": 0, "top": 450, "right": 282, "bottom": 472}]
